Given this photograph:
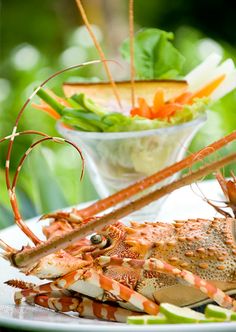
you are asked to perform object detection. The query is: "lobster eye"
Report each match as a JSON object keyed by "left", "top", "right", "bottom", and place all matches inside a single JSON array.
[
  {"left": 90, "top": 234, "right": 108, "bottom": 248},
  {"left": 90, "top": 234, "right": 103, "bottom": 245}
]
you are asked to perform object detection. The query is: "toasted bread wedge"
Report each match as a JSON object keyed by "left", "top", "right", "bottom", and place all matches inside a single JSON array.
[{"left": 63, "top": 80, "right": 188, "bottom": 108}]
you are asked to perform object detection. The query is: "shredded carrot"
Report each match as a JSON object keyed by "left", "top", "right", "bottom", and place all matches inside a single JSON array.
[
  {"left": 130, "top": 97, "right": 152, "bottom": 118},
  {"left": 174, "top": 92, "right": 193, "bottom": 104},
  {"left": 189, "top": 74, "right": 226, "bottom": 103},
  {"left": 152, "top": 89, "right": 165, "bottom": 116},
  {"left": 129, "top": 74, "right": 225, "bottom": 121},
  {"left": 130, "top": 93, "right": 182, "bottom": 120},
  {"left": 137, "top": 97, "right": 152, "bottom": 118},
  {"left": 60, "top": 122, "right": 73, "bottom": 130},
  {"left": 130, "top": 107, "right": 141, "bottom": 117},
  {"left": 153, "top": 103, "right": 182, "bottom": 119},
  {"left": 32, "top": 103, "right": 61, "bottom": 120}
]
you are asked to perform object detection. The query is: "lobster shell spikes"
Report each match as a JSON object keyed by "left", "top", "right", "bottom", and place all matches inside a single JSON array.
[{"left": 11, "top": 150, "right": 236, "bottom": 269}]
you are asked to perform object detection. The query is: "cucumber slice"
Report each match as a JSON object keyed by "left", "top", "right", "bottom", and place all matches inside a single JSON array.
[
  {"left": 127, "top": 304, "right": 229, "bottom": 325},
  {"left": 205, "top": 304, "right": 236, "bottom": 321},
  {"left": 127, "top": 316, "right": 147, "bottom": 325},
  {"left": 127, "top": 313, "right": 168, "bottom": 325},
  {"left": 147, "top": 314, "right": 168, "bottom": 324},
  {"left": 160, "top": 303, "right": 209, "bottom": 323}
]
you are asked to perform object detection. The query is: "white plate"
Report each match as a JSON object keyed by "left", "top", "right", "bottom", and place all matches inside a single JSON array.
[{"left": 0, "top": 180, "right": 235, "bottom": 332}]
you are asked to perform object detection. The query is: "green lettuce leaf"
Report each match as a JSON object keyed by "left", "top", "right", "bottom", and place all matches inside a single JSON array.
[
  {"left": 61, "top": 93, "right": 208, "bottom": 132},
  {"left": 169, "top": 98, "right": 209, "bottom": 125},
  {"left": 37, "top": 89, "right": 208, "bottom": 133},
  {"left": 120, "top": 28, "right": 185, "bottom": 79}
]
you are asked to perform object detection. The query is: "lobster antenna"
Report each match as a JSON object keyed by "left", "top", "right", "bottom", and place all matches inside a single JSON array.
[
  {"left": 129, "top": 0, "right": 135, "bottom": 108},
  {"left": 3, "top": 131, "right": 50, "bottom": 245},
  {"left": 75, "top": 0, "right": 123, "bottom": 110},
  {"left": 3, "top": 60, "right": 116, "bottom": 246},
  {"left": 2, "top": 131, "right": 85, "bottom": 245},
  {"left": 4, "top": 59, "right": 104, "bottom": 202},
  {"left": 11, "top": 136, "right": 84, "bottom": 191},
  {"left": 0, "top": 130, "right": 50, "bottom": 145},
  {"left": 68, "top": 133, "right": 236, "bottom": 220}
]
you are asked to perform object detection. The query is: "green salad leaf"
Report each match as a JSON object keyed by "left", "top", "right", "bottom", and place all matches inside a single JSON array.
[
  {"left": 61, "top": 93, "right": 207, "bottom": 133},
  {"left": 35, "top": 88, "right": 209, "bottom": 177},
  {"left": 169, "top": 97, "right": 209, "bottom": 125},
  {"left": 36, "top": 88, "right": 208, "bottom": 133},
  {"left": 62, "top": 93, "right": 208, "bottom": 132},
  {"left": 120, "top": 28, "right": 185, "bottom": 79}
]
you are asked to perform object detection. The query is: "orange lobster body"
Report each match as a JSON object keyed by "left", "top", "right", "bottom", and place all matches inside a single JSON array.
[
  {"left": 1, "top": 132, "right": 236, "bottom": 322},
  {"left": 40, "top": 216, "right": 236, "bottom": 310},
  {"left": 1, "top": 1, "right": 236, "bottom": 319},
  {"left": 1, "top": 135, "right": 236, "bottom": 322}
]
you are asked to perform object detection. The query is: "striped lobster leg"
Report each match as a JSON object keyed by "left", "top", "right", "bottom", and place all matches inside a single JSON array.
[
  {"left": 97, "top": 256, "right": 236, "bottom": 311},
  {"left": 10, "top": 269, "right": 159, "bottom": 315},
  {"left": 27, "top": 294, "right": 139, "bottom": 322},
  {"left": 12, "top": 269, "right": 85, "bottom": 304},
  {"left": 81, "top": 269, "right": 159, "bottom": 315}
]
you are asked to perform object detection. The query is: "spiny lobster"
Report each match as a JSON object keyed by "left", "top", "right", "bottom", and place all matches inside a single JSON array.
[
  {"left": 1, "top": 0, "right": 236, "bottom": 323},
  {"left": 1, "top": 120, "right": 236, "bottom": 322}
]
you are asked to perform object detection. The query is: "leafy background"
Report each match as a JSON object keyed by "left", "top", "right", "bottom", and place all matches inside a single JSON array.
[{"left": 1, "top": 0, "right": 236, "bottom": 229}]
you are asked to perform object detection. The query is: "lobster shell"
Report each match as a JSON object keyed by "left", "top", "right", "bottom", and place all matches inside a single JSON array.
[{"left": 95, "top": 217, "right": 236, "bottom": 307}]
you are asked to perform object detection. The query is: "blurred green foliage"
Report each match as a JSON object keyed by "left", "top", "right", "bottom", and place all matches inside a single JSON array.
[{"left": 1, "top": 0, "right": 236, "bottom": 229}]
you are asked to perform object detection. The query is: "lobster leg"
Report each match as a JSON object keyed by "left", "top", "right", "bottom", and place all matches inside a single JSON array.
[
  {"left": 81, "top": 269, "right": 159, "bottom": 315},
  {"left": 12, "top": 269, "right": 85, "bottom": 303},
  {"left": 27, "top": 293, "right": 139, "bottom": 322},
  {"left": 97, "top": 256, "right": 236, "bottom": 311},
  {"left": 11, "top": 268, "right": 159, "bottom": 315},
  {"left": 215, "top": 171, "right": 236, "bottom": 216},
  {"left": 0, "top": 239, "right": 16, "bottom": 254}
]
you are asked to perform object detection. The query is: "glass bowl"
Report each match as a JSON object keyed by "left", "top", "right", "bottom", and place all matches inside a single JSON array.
[{"left": 57, "top": 114, "right": 206, "bottom": 220}]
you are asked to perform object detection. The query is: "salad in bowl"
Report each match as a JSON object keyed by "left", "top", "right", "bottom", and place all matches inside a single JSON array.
[{"left": 33, "top": 29, "right": 236, "bottom": 217}]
